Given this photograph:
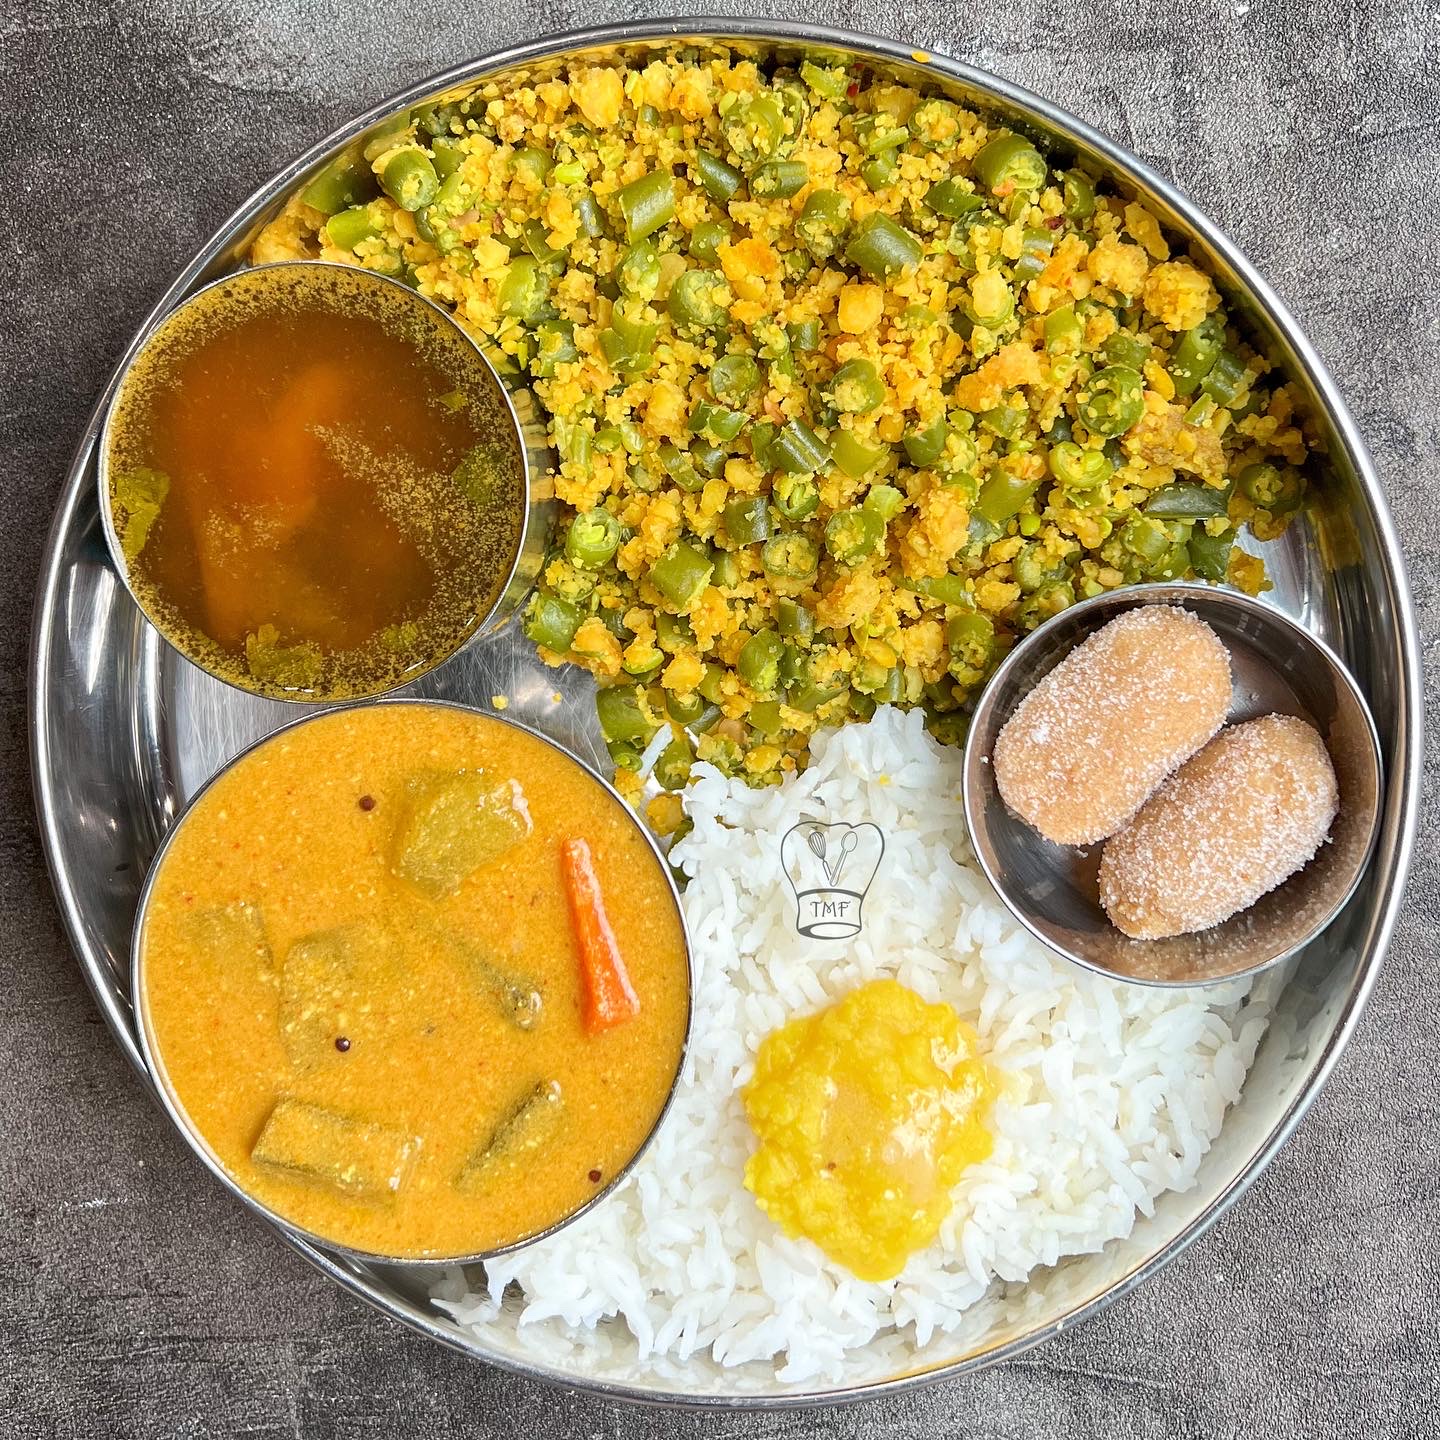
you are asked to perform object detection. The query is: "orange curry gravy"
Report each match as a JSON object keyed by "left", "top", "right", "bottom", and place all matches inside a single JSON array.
[
  {"left": 105, "top": 263, "right": 524, "bottom": 698},
  {"left": 137, "top": 704, "right": 690, "bottom": 1259}
]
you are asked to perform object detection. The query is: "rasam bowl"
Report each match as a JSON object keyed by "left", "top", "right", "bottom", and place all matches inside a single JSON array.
[
  {"left": 30, "top": 18, "right": 1422, "bottom": 1409},
  {"left": 96, "top": 261, "right": 546, "bottom": 704}
]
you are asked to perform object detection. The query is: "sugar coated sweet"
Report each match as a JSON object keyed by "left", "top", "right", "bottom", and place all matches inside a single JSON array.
[
  {"left": 993, "top": 605, "right": 1232, "bottom": 845},
  {"left": 1099, "top": 713, "right": 1339, "bottom": 940}
]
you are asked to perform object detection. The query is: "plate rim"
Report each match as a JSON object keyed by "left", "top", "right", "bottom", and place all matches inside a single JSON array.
[{"left": 28, "top": 14, "right": 1427, "bottom": 1410}]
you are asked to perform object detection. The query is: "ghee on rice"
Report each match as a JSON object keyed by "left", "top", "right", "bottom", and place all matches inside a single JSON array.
[{"left": 433, "top": 707, "right": 1275, "bottom": 1383}]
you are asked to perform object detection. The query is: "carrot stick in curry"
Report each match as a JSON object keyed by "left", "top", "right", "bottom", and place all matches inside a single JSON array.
[{"left": 560, "top": 837, "right": 640, "bottom": 1033}]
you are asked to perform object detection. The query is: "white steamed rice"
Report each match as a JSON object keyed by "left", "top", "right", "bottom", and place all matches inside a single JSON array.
[{"left": 433, "top": 706, "right": 1275, "bottom": 1383}]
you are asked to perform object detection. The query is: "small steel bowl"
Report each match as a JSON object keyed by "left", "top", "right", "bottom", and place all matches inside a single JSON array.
[
  {"left": 130, "top": 697, "right": 693, "bottom": 1268},
  {"left": 963, "top": 583, "right": 1384, "bottom": 986},
  {"left": 97, "top": 260, "right": 553, "bottom": 704}
]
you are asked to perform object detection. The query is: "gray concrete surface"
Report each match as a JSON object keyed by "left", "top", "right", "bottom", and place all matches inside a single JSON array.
[{"left": 3, "top": 1, "right": 1437, "bottom": 1436}]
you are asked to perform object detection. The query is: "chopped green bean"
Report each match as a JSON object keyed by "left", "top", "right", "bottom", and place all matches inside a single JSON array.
[
  {"left": 710, "top": 353, "right": 761, "bottom": 407},
  {"left": 302, "top": 152, "right": 375, "bottom": 215},
  {"left": 738, "top": 629, "right": 784, "bottom": 692},
  {"left": 824, "top": 507, "right": 884, "bottom": 565},
  {"left": 831, "top": 430, "right": 887, "bottom": 477},
  {"left": 616, "top": 170, "right": 676, "bottom": 241},
  {"left": 845, "top": 212, "right": 923, "bottom": 277},
  {"left": 1189, "top": 527, "right": 1235, "bottom": 581},
  {"left": 762, "top": 532, "right": 820, "bottom": 579},
  {"left": 1144, "top": 482, "right": 1230, "bottom": 519},
  {"left": 596, "top": 685, "right": 658, "bottom": 743},
  {"left": 688, "top": 220, "right": 729, "bottom": 264},
  {"left": 924, "top": 176, "right": 985, "bottom": 219},
  {"left": 689, "top": 400, "right": 747, "bottom": 441},
  {"left": 775, "top": 597, "right": 815, "bottom": 641},
  {"left": 830, "top": 357, "right": 886, "bottom": 413},
  {"left": 1077, "top": 365, "right": 1145, "bottom": 436},
  {"left": 1060, "top": 168, "right": 1096, "bottom": 219},
  {"left": 974, "top": 465, "right": 1041, "bottom": 526},
  {"left": 903, "top": 415, "right": 949, "bottom": 467},
  {"left": 380, "top": 149, "right": 439, "bottom": 211},
  {"left": 752, "top": 159, "right": 809, "bottom": 199},
  {"left": 325, "top": 203, "right": 380, "bottom": 251},
  {"left": 668, "top": 268, "right": 727, "bottom": 330},
  {"left": 565, "top": 508, "right": 623, "bottom": 568},
  {"left": 1169, "top": 316, "right": 1225, "bottom": 396},
  {"left": 618, "top": 239, "right": 661, "bottom": 299},
  {"left": 695, "top": 148, "right": 744, "bottom": 201},
  {"left": 973, "top": 133, "right": 1047, "bottom": 195},
  {"left": 773, "top": 474, "right": 819, "bottom": 520},
  {"left": 724, "top": 495, "right": 773, "bottom": 545},
  {"left": 770, "top": 419, "right": 832, "bottom": 473},
  {"left": 797, "top": 189, "right": 851, "bottom": 259},
  {"left": 1238, "top": 461, "right": 1304, "bottom": 513},
  {"left": 523, "top": 592, "right": 583, "bottom": 652},
  {"left": 649, "top": 541, "right": 714, "bottom": 608},
  {"left": 498, "top": 256, "right": 550, "bottom": 321},
  {"left": 862, "top": 484, "right": 904, "bottom": 521}
]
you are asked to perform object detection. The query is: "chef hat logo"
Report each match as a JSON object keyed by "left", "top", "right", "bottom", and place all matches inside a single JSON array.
[{"left": 780, "top": 820, "right": 885, "bottom": 940}]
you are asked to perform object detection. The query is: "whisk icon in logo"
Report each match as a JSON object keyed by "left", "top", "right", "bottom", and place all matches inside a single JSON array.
[{"left": 780, "top": 820, "right": 885, "bottom": 940}]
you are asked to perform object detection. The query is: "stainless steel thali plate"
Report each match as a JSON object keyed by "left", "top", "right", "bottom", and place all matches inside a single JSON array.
[{"left": 29, "top": 18, "right": 1424, "bottom": 1409}]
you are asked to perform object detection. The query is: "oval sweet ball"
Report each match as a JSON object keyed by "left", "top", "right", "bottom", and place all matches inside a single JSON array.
[
  {"left": 992, "top": 606, "right": 1232, "bottom": 846},
  {"left": 1098, "top": 713, "right": 1340, "bottom": 940}
]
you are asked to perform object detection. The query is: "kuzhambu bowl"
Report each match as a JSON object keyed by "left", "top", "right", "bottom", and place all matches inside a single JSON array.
[
  {"left": 98, "top": 262, "right": 543, "bottom": 704},
  {"left": 131, "top": 699, "right": 693, "bottom": 1265}
]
